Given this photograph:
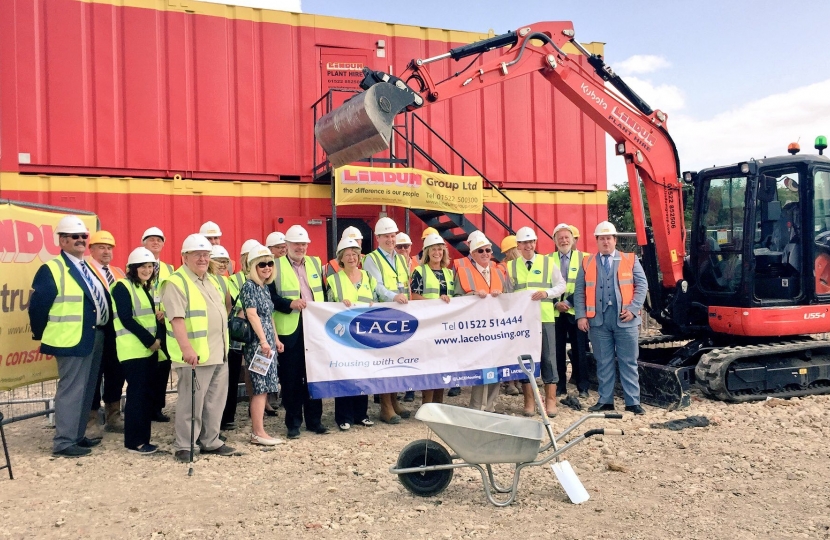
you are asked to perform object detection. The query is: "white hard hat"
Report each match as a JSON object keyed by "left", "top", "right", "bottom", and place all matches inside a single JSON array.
[
  {"left": 127, "top": 247, "right": 156, "bottom": 266},
  {"left": 142, "top": 227, "right": 165, "bottom": 241},
  {"left": 247, "top": 244, "right": 272, "bottom": 261},
  {"left": 395, "top": 232, "right": 412, "bottom": 246},
  {"left": 181, "top": 234, "right": 212, "bottom": 254},
  {"left": 336, "top": 237, "right": 360, "bottom": 254},
  {"left": 199, "top": 221, "right": 222, "bottom": 237},
  {"left": 342, "top": 226, "right": 364, "bottom": 241},
  {"left": 467, "top": 231, "right": 491, "bottom": 252},
  {"left": 284, "top": 225, "right": 311, "bottom": 243},
  {"left": 55, "top": 216, "right": 88, "bottom": 235},
  {"left": 422, "top": 233, "right": 445, "bottom": 250},
  {"left": 374, "top": 217, "right": 398, "bottom": 235},
  {"left": 553, "top": 223, "right": 573, "bottom": 236},
  {"left": 594, "top": 221, "right": 618, "bottom": 236},
  {"left": 265, "top": 231, "right": 286, "bottom": 247},
  {"left": 515, "top": 227, "right": 537, "bottom": 242},
  {"left": 240, "top": 238, "right": 260, "bottom": 257},
  {"left": 210, "top": 245, "right": 230, "bottom": 260}
]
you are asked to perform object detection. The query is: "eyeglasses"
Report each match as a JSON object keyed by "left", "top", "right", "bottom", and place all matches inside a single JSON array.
[
  {"left": 257, "top": 261, "right": 275, "bottom": 268},
  {"left": 61, "top": 233, "right": 89, "bottom": 240},
  {"left": 476, "top": 248, "right": 492, "bottom": 254},
  {"left": 395, "top": 245, "right": 412, "bottom": 250}
]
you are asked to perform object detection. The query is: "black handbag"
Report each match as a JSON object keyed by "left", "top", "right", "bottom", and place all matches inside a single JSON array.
[{"left": 228, "top": 294, "right": 254, "bottom": 343}]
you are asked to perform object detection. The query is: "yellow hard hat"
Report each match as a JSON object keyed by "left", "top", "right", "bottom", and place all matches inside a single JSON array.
[
  {"left": 500, "top": 235, "right": 517, "bottom": 252},
  {"left": 421, "top": 227, "right": 438, "bottom": 239},
  {"left": 89, "top": 230, "right": 115, "bottom": 246},
  {"left": 569, "top": 225, "right": 580, "bottom": 238}
]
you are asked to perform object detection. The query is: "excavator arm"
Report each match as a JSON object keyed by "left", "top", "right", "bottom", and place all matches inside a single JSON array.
[{"left": 315, "top": 21, "right": 686, "bottom": 292}]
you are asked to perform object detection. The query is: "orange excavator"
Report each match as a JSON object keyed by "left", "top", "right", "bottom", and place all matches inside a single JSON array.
[{"left": 315, "top": 21, "right": 830, "bottom": 409}]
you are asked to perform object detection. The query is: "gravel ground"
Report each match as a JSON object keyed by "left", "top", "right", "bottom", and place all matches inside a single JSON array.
[{"left": 1, "top": 387, "right": 829, "bottom": 539}]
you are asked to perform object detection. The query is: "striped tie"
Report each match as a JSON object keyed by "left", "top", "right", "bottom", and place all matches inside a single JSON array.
[
  {"left": 80, "top": 261, "right": 109, "bottom": 323},
  {"left": 102, "top": 266, "right": 115, "bottom": 286}
]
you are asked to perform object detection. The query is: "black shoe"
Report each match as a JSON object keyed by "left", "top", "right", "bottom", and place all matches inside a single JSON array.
[
  {"left": 308, "top": 425, "right": 330, "bottom": 435},
  {"left": 127, "top": 443, "right": 159, "bottom": 455},
  {"left": 201, "top": 443, "right": 237, "bottom": 456},
  {"left": 578, "top": 390, "right": 590, "bottom": 399},
  {"left": 174, "top": 450, "right": 193, "bottom": 463},
  {"left": 53, "top": 445, "right": 91, "bottom": 458},
  {"left": 287, "top": 428, "right": 301, "bottom": 439},
  {"left": 625, "top": 404, "right": 646, "bottom": 415},
  {"left": 588, "top": 402, "right": 615, "bottom": 412},
  {"left": 77, "top": 437, "right": 102, "bottom": 448},
  {"left": 221, "top": 422, "right": 237, "bottom": 431},
  {"left": 264, "top": 408, "right": 279, "bottom": 417},
  {"left": 403, "top": 391, "right": 415, "bottom": 402},
  {"left": 447, "top": 387, "right": 461, "bottom": 397},
  {"left": 152, "top": 412, "right": 171, "bottom": 423},
  {"left": 373, "top": 395, "right": 380, "bottom": 404}
]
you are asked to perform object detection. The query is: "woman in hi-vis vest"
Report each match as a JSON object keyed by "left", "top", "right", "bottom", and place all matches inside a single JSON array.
[
  {"left": 410, "top": 233, "right": 455, "bottom": 405},
  {"left": 111, "top": 247, "right": 166, "bottom": 455},
  {"left": 326, "top": 237, "right": 380, "bottom": 431}
]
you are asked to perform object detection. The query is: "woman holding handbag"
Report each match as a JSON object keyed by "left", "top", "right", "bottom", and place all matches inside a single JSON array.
[{"left": 239, "top": 244, "right": 284, "bottom": 445}]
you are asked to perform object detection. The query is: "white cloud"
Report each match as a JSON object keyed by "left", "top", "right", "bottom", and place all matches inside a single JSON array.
[
  {"left": 606, "top": 79, "right": 830, "bottom": 188},
  {"left": 198, "top": 0, "right": 301, "bottom": 11},
  {"left": 614, "top": 55, "right": 671, "bottom": 76},
  {"left": 614, "top": 75, "right": 686, "bottom": 112}
]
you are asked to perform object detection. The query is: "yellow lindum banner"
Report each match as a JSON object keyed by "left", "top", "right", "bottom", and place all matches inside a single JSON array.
[
  {"left": 334, "top": 166, "right": 483, "bottom": 214},
  {"left": 0, "top": 202, "right": 97, "bottom": 391}
]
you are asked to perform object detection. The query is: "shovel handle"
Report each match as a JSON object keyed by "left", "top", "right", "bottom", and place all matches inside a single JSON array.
[{"left": 517, "top": 354, "right": 535, "bottom": 378}]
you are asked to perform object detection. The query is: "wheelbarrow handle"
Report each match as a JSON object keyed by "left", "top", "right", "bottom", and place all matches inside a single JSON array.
[
  {"left": 517, "top": 354, "right": 535, "bottom": 378},
  {"left": 604, "top": 413, "right": 623, "bottom": 419}
]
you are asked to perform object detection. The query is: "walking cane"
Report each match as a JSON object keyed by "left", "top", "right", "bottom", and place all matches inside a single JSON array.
[{"left": 188, "top": 366, "right": 196, "bottom": 477}]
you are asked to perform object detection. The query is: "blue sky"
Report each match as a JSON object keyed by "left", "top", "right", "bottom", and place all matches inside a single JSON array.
[{"left": 208, "top": 0, "right": 830, "bottom": 185}]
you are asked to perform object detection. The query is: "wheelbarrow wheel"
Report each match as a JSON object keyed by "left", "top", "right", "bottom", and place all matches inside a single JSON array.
[{"left": 396, "top": 439, "right": 453, "bottom": 497}]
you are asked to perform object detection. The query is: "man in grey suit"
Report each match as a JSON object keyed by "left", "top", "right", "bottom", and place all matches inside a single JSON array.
[{"left": 574, "top": 221, "right": 647, "bottom": 415}]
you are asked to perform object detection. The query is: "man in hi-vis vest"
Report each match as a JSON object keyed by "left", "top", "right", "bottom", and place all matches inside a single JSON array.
[
  {"left": 161, "top": 234, "right": 236, "bottom": 462},
  {"left": 268, "top": 225, "right": 329, "bottom": 439},
  {"left": 506, "top": 226, "right": 566, "bottom": 418},
  {"left": 551, "top": 223, "right": 591, "bottom": 400},
  {"left": 362, "top": 217, "right": 412, "bottom": 424},
  {"left": 574, "top": 221, "right": 648, "bottom": 415},
  {"left": 29, "top": 216, "right": 111, "bottom": 457}
]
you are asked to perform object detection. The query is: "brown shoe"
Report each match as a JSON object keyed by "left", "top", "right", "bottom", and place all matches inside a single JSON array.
[
  {"left": 86, "top": 410, "right": 104, "bottom": 440},
  {"left": 104, "top": 402, "right": 124, "bottom": 433}
]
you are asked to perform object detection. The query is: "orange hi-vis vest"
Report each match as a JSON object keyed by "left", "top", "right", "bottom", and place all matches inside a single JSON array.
[
  {"left": 85, "top": 257, "right": 125, "bottom": 289},
  {"left": 582, "top": 252, "right": 637, "bottom": 318},
  {"left": 409, "top": 256, "right": 419, "bottom": 275},
  {"left": 454, "top": 258, "right": 507, "bottom": 294}
]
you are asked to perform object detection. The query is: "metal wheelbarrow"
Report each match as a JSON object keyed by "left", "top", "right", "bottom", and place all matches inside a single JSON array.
[{"left": 389, "top": 355, "right": 624, "bottom": 506}]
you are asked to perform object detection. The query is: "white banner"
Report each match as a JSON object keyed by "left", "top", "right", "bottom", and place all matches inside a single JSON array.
[{"left": 303, "top": 292, "right": 542, "bottom": 399}]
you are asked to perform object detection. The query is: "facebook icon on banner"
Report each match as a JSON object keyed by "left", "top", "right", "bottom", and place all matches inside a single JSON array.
[{"left": 481, "top": 368, "right": 498, "bottom": 383}]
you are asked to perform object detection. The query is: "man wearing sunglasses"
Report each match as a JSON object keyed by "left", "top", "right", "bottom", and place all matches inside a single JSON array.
[
  {"left": 505, "top": 226, "right": 566, "bottom": 418},
  {"left": 30, "top": 216, "right": 112, "bottom": 457}
]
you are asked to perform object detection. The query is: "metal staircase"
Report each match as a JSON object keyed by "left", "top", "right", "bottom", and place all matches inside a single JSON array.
[{"left": 312, "top": 90, "right": 553, "bottom": 258}]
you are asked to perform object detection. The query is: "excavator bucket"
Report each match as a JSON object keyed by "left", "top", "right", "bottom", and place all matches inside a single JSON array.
[{"left": 314, "top": 82, "right": 417, "bottom": 169}]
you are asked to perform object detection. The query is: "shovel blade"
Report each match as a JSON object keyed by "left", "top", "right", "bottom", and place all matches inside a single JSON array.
[
  {"left": 314, "top": 82, "right": 416, "bottom": 169},
  {"left": 551, "top": 461, "right": 590, "bottom": 504}
]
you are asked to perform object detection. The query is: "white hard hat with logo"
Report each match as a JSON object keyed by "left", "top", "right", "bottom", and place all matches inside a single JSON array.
[
  {"left": 240, "top": 238, "right": 260, "bottom": 257},
  {"left": 210, "top": 245, "right": 230, "bottom": 260},
  {"left": 336, "top": 237, "right": 360, "bottom": 254},
  {"left": 55, "top": 216, "right": 88, "bottom": 235},
  {"left": 181, "top": 234, "right": 212, "bottom": 254},
  {"left": 515, "top": 227, "right": 537, "bottom": 242},
  {"left": 374, "top": 217, "right": 398, "bottom": 235},
  {"left": 127, "top": 247, "right": 156, "bottom": 266},
  {"left": 553, "top": 223, "right": 573, "bottom": 236},
  {"left": 342, "top": 226, "right": 364, "bottom": 240},
  {"left": 265, "top": 231, "right": 286, "bottom": 247},
  {"left": 199, "top": 221, "right": 222, "bottom": 237},
  {"left": 422, "top": 233, "right": 445, "bottom": 250},
  {"left": 395, "top": 232, "right": 412, "bottom": 246},
  {"left": 247, "top": 244, "right": 272, "bottom": 261},
  {"left": 285, "top": 224, "right": 311, "bottom": 243},
  {"left": 142, "top": 227, "right": 165, "bottom": 241},
  {"left": 467, "top": 231, "right": 491, "bottom": 252},
  {"left": 594, "top": 221, "right": 618, "bottom": 236}
]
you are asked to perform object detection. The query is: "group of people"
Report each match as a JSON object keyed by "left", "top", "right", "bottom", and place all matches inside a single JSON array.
[{"left": 29, "top": 213, "right": 648, "bottom": 461}]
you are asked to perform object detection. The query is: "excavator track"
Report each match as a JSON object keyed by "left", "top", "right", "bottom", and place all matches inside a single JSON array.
[{"left": 695, "top": 337, "right": 830, "bottom": 402}]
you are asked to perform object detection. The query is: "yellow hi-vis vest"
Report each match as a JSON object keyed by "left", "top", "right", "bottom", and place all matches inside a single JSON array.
[
  {"left": 507, "top": 255, "right": 556, "bottom": 323},
  {"left": 551, "top": 250, "right": 586, "bottom": 317},
  {"left": 162, "top": 270, "right": 228, "bottom": 364},
  {"left": 112, "top": 279, "right": 157, "bottom": 360},
  {"left": 412, "top": 265, "right": 454, "bottom": 299},
  {"left": 326, "top": 270, "right": 377, "bottom": 303},
  {"left": 40, "top": 257, "right": 85, "bottom": 349},
  {"left": 366, "top": 249, "right": 410, "bottom": 298},
  {"left": 228, "top": 271, "right": 245, "bottom": 300},
  {"left": 153, "top": 261, "right": 175, "bottom": 361},
  {"left": 273, "top": 255, "right": 325, "bottom": 336}
]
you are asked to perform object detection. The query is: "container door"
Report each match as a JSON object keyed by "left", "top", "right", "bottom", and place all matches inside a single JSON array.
[{"left": 320, "top": 48, "right": 374, "bottom": 109}]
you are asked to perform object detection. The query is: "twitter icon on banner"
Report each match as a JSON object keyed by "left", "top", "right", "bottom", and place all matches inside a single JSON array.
[{"left": 442, "top": 375, "right": 452, "bottom": 385}]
